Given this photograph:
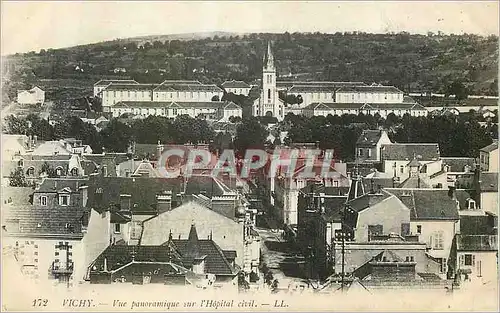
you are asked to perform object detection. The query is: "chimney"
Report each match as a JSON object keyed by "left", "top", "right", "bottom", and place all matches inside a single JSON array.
[
  {"left": 448, "top": 186, "right": 457, "bottom": 200},
  {"left": 156, "top": 191, "right": 172, "bottom": 214}
]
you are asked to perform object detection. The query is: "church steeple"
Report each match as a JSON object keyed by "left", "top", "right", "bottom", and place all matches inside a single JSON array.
[{"left": 265, "top": 41, "right": 274, "bottom": 70}]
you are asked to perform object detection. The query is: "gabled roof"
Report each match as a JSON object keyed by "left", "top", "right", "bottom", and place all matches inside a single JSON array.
[
  {"left": 2, "top": 205, "right": 87, "bottom": 238},
  {"left": 480, "top": 141, "right": 498, "bottom": 153},
  {"left": 336, "top": 85, "right": 403, "bottom": 94},
  {"left": 31, "top": 141, "right": 72, "bottom": 156},
  {"left": 94, "top": 79, "right": 138, "bottom": 86},
  {"left": 356, "top": 130, "right": 386, "bottom": 147},
  {"left": 113, "top": 100, "right": 229, "bottom": 110},
  {"left": 223, "top": 102, "right": 242, "bottom": 110},
  {"left": 277, "top": 81, "right": 366, "bottom": 89},
  {"left": 103, "top": 83, "right": 157, "bottom": 91},
  {"left": 381, "top": 143, "right": 440, "bottom": 161},
  {"left": 385, "top": 188, "right": 459, "bottom": 220},
  {"left": 346, "top": 189, "right": 395, "bottom": 213},
  {"left": 222, "top": 80, "right": 251, "bottom": 89}
]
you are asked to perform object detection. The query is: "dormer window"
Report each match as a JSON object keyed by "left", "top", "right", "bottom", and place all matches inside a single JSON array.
[
  {"left": 467, "top": 198, "right": 476, "bottom": 210},
  {"left": 55, "top": 167, "right": 63, "bottom": 176},
  {"left": 59, "top": 195, "right": 70, "bottom": 206},
  {"left": 70, "top": 168, "right": 79, "bottom": 176},
  {"left": 40, "top": 196, "right": 47, "bottom": 206},
  {"left": 18, "top": 159, "right": 24, "bottom": 167}
]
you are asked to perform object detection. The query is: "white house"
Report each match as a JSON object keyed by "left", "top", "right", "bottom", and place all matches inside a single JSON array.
[
  {"left": 17, "top": 87, "right": 45, "bottom": 105},
  {"left": 479, "top": 141, "right": 498, "bottom": 173}
]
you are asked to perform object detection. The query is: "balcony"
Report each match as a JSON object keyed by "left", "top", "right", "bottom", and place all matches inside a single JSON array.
[{"left": 51, "top": 261, "right": 74, "bottom": 274}]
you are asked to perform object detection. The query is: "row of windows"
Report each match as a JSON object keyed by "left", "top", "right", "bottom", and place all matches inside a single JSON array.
[
  {"left": 39, "top": 195, "right": 70, "bottom": 206},
  {"left": 154, "top": 91, "right": 219, "bottom": 99}
]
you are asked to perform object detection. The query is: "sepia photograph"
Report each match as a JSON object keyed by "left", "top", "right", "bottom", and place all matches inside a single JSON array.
[{"left": 1, "top": 1, "right": 499, "bottom": 311}]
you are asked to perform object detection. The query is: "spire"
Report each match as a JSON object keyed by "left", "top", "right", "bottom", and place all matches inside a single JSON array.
[
  {"left": 186, "top": 223, "right": 201, "bottom": 259},
  {"left": 265, "top": 41, "right": 274, "bottom": 70}
]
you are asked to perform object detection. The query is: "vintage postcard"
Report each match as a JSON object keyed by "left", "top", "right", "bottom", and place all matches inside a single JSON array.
[{"left": 1, "top": 1, "right": 499, "bottom": 311}]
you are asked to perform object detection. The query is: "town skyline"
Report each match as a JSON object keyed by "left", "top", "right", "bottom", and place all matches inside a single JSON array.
[{"left": 2, "top": 1, "right": 499, "bottom": 56}]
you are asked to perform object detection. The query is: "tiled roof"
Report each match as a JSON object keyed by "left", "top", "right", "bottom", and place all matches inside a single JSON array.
[
  {"left": 456, "top": 235, "right": 497, "bottom": 251},
  {"left": 35, "top": 178, "right": 88, "bottom": 194},
  {"left": 153, "top": 82, "right": 222, "bottom": 92},
  {"left": 479, "top": 172, "right": 498, "bottom": 192},
  {"left": 441, "top": 157, "right": 476, "bottom": 172},
  {"left": 336, "top": 85, "right": 403, "bottom": 94},
  {"left": 170, "top": 239, "right": 237, "bottom": 275},
  {"left": 113, "top": 100, "right": 230, "bottom": 110},
  {"left": 94, "top": 79, "right": 138, "bottom": 86},
  {"left": 288, "top": 85, "right": 337, "bottom": 93},
  {"left": 386, "top": 189, "right": 459, "bottom": 220},
  {"left": 346, "top": 189, "right": 394, "bottom": 213},
  {"left": 103, "top": 83, "right": 157, "bottom": 91},
  {"left": 381, "top": 143, "right": 440, "bottom": 161},
  {"left": 222, "top": 80, "right": 251, "bottom": 89},
  {"left": 356, "top": 130, "right": 385, "bottom": 147},
  {"left": 460, "top": 215, "right": 497, "bottom": 236},
  {"left": 1, "top": 187, "right": 34, "bottom": 206},
  {"left": 304, "top": 102, "right": 364, "bottom": 110},
  {"left": 86, "top": 176, "right": 229, "bottom": 213},
  {"left": 480, "top": 141, "right": 498, "bottom": 153},
  {"left": 277, "top": 81, "right": 365, "bottom": 89},
  {"left": 2, "top": 205, "right": 86, "bottom": 238}
]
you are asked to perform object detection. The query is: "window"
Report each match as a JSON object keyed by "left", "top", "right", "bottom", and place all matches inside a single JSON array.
[
  {"left": 70, "top": 168, "right": 78, "bottom": 176},
  {"left": 367, "top": 149, "right": 372, "bottom": 158},
  {"left": 440, "top": 258, "right": 447, "bottom": 274},
  {"left": 267, "top": 89, "right": 271, "bottom": 100},
  {"left": 416, "top": 225, "right": 422, "bottom": 234},
  {"left": 464, "top": 254, "right": 474, "bottom": 266},
  {"left": 400, "top": 165, "right": 404, "bottom": 174},
  {"left": 59, "top": 195, "right": 70, "bottom": 206},
  {"left": 467, "top": 199, "right": 476, "bottom": 210},
  {"left": 114, "top": 223, "right": 121, "bottom": 233},
  {"left": 432, "top": 231, "right": 444, "bottom": 250},
  {"left": 40, "top": 196, "right": 47, "bottom": 206},
  {"left": 130, "top": 222, "right": 141, "bottom": 240},
  {"left": 55, "top": 167, "right": 63, "bottom": 176},
  {"left": 172, "top": 108, "right": 178, "bottom": 116},
  {"left": 18, "top": 159, "right": 24, "bottom": 167},
  {"left": 26, "top": 167, "right": 35, "bottom": 177},
  {"left": 368, "top": 225, "right": 383, "bottom": 237},
  {"left": 358, "top": 149, "right": 363, "bottom": 157}
]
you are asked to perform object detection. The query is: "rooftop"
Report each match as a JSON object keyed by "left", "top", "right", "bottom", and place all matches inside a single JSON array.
[
  {"left": 480, "top": 141, "right": 498, "bottom": 153},
  {"left": 381, "top": 143, "right": 440, "bottom": 161},
  {"left": 356, "top": 130, "right": 387, "bottom": 147},
  {"left": 221, "top": 80, "right": 251, "bottom": 89},
  {"left": 386, "top": 188, "right": 459, "bottom": 220},
  {"left": 94, "top": 79, "right": 138, "bottom": 86}
]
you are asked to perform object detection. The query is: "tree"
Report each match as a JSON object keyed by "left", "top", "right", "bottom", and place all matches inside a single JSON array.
[
  {"left": 234, "top": 117, "right": 269, "bottom": 157},
  {"left": 4, "top": 115, "right": 29, "bottom": 135},
  {"left": 211, "top": 95, "right": 220, "bottom": 101},
  {"left": 100, "top": 119, "right": 133, "bottom": 152},
  {"left": 39, "top": 162, "right": 59, "bottom": 178},
  {"left": 445, "top": 80, "right": 469, "bottom": 101},
  {"left": 9, "top": 168, "right": 30, "bottom": 187}
]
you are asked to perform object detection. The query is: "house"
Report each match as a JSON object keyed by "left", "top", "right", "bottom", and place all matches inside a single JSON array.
[
  {"left": 221, "top": 80, "right": 251, "bottom": 96},
  {"left": 302, "top": 102, "right": 428, "bottom": 118},
  {"left": 296, "top": 183, "right": 349, "bottom": 278},
  {"left": 0, "top": 177, "right": 101, "bottom": 285},
  {"left": 85, "top": 175, "right": 239, "bottom": 245},
  {"left": 379, "top": 143, "right": 441, "bottom": 185},
  {"left": 355, "top": 129, "right": 392, "bottom": 164},
  {"left": 140, "top": 200, "right": 260, "bottom": 276},
  {"left": 271, "top": 148, "right": 349, "bottom": 225},
  {"left": 30, "top": 139, "right": 93, "bottom": 156},
  {"left": 476, "top": 172, "right": 498, "bottom": 215},
  {"left": 88, "top": 224, "right": 239, "bottom": 288},
  {"left": 479, "top": 141, "right": 498, "bottom": 172},
  {"left": 456, "top": 214, "right": 498, "bottom": 283},
  {"left": 387, "top": 188, "right": 461, "bottom": 278},
  {"left": 17, "top": 86, "right": 45, "bottom": 105},
  {"left": 93, "top": 79, "right": 138, "bottom": 97},
  {"left": 3, "top": 154, "right": 86, "bottom": 187}
]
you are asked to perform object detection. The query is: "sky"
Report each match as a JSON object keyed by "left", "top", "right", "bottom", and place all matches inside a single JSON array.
[{"left": 1, "top": 1, "right": 499, "bottom": 55}]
